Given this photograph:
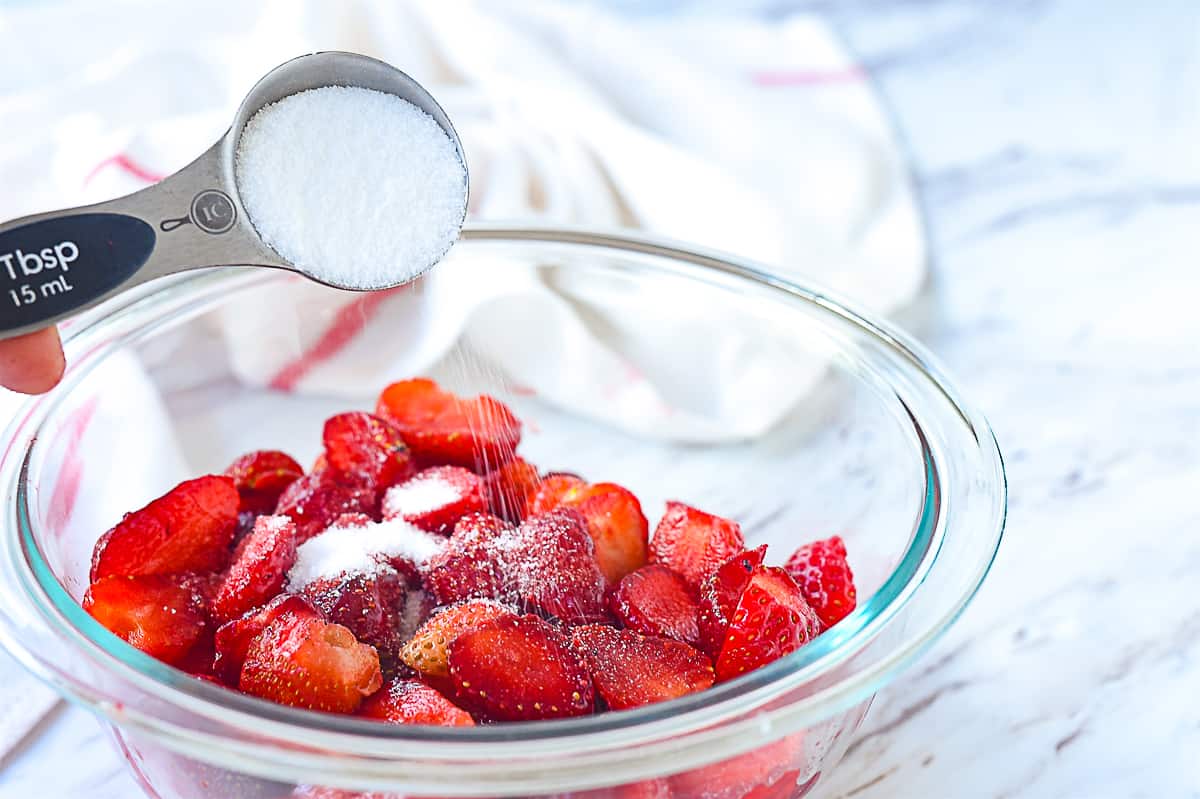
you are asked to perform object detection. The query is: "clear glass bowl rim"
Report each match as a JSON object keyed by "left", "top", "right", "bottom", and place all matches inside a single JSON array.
[{"left": 0, "top": 224, "right": 1006, "bottom": 790}]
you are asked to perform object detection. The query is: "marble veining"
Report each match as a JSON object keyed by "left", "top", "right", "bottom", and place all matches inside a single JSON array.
[{"left": 3, "top": 1, "right": 1200, "bottom": 797}]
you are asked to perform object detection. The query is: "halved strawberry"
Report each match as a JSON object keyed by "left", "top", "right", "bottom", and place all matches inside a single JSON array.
[
  {"left": 783, "top": 536, "right": 856, "bottom": 629},
  {"left": 323, "top": 412, "right": 416, "bottom": 494},
  {"left": 563, "top": 484, "right": 650, "bottom": 585},
  {"left": 571, "top": 625, "right": 714, "bottom": 711},
  {"left": 240, "top": 610, "right": 382, "bottom": 713},
  {"left": 517, "top": 510, "right": 609, "bottom": 625},
  {"left": 713, "top": 567, "right": 820, "bottom": 683},
  {"left": 213, "top": 594, "right": 319, "bottom": 685},
  {"left": 299, "top": 569, "right": 406, "bottom": 668},
  {"left": 382, "top": 466, "right": 485, "bottom": 535},
  {"left": 448, "top": 614, "right": 594, "bottom": 721},
  {"left": 483, "top": 457, "right": 543, "bottom": 522},
  {"left": 210, "top": 515, "right": 298, "bottom": 623},
  {"left": 425, "top": 513, "right": 519, "bottom": 606},
  {"left": 90, "top": 475, "right": 239, "bottom": 581},
  {"left": 178, "top": 630, "right": 217, "bottom": 678},
  {"left": 375, "top": 378, "right": 522, "bottom": 470},
  {"left": 669, "top": 734, "right": 805, "bottom": 799},
  {"left": 529, "top": 474, "right": 586, "bottom": 515},
  {"left": 275, "top": 469, "right": 376, "bottom": 543},
  {"left": 399, "top": 599, "right": 518, "bottom": 679},
  {"left": 697, "top": 546, "right": 767, "bottom": 656},
  {"left": 649, "top": 502, "right": 744, "bottom": 590},
  {"left": 609, "top": 565, "right": 700, "bottom": 647},
  {"left": 83, "top": 574, "right": 209, "bottom": 666},
  {"left": 358, "top": 678, "right": 475, "bottom": 727},
  {"left": 225, "top": 450, "right": 304, "bottom": 515},
  {"left": 175, "top": 571, "right": 223, "bottom": 606}
]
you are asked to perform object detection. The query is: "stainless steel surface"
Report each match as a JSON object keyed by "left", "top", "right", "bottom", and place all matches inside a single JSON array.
[{"left": 0, "top": 51, "right": 467, "bottom": 340}]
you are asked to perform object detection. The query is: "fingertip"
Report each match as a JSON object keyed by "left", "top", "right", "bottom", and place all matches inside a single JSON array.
[{"left": 0, "top": 327, "right": 66, "bottom": 395}]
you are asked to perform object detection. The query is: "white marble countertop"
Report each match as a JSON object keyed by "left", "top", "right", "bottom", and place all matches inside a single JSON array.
[{"left": 3, "top": 1, "right": 1200, "bottom": 797}]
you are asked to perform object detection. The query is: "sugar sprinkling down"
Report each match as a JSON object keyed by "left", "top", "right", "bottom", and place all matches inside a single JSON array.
[
  {"left": 288, "top": 516, "right": 445, "bottom": 591},
  {"left": 234, "top": 85, "right": 467, "bottom": 290},
  {"left": 383, "top": 472, "right": 465, "bottom": 518}
]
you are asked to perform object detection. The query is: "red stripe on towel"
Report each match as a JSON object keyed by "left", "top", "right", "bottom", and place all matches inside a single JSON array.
[
  {"left": 268, "top": 286, "right": 411, "bottom": 392},
  {"left": 45, "top": 396, "right": 100, "bottom": 537},
  {"left": 84, "top": 154, "right": 165, "bottom": 186}
]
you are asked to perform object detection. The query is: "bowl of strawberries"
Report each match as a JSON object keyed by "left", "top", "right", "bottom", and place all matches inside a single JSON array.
[{"left": 0, "top": 226, "right": 1006, "bottom": 799}]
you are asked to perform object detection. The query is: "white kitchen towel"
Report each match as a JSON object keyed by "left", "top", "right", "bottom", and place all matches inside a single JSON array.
[
  {"left": 1, "top": 0, "right": 925, "bottom": 442},
  {"left": 0, "top": 0, "right": 926, "bottom": 759}
]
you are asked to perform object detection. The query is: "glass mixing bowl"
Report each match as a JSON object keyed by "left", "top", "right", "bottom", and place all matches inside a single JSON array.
[{"left": 0, "top": 225, "right": 1005, "bottom": 799}]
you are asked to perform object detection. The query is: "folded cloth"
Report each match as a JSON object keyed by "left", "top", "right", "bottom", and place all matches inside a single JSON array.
[
  {"left": 0, "top": 0, "right": 927, "bottom": 759},
  {"left": 1, "top": 0, "right": 925, "bottom": 442}
]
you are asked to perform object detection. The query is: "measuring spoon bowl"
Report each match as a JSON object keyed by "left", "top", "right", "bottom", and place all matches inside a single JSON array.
[{"left": 0, "top": 52, "right": 467, "bottom": 341}]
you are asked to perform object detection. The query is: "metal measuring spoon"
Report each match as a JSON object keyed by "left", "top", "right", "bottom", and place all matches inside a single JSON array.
[{"left": 0, "top": 52, "right": 467, "bottom": 341}]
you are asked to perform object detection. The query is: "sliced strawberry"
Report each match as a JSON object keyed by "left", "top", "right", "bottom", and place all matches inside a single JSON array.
[
  {"left": 610, "top": 565, "right": 700, "bottom": 647},
  {"left": 649, "top": 502, "right": 744, "bottom": 590},
  {"left": 90, "top": 475, "right": 239, "bottom": 581},
  {"left": 669, "top": 734, "right": 805, "bottom": 799},
  {"left": 299, "top": 569, "right": 406, "bottom": 669},
  {"left": 225, "top": 450, "right": 304, "bottom": 515},
  {"left": 530, "top": 478, "right": 649, "bottom": 584},
  {"left": 714, "top": 567, "right": 820, "bottom": 683},
  {"left": 517, "top": 510, "right": 608, "bottom": 625},
  {"left": 240, "top": 610, "right": 382, "bottom": 714},
  {"left": 783, "top": 536, "right": 857, "bottom": 629},
  {"left": 399, "top": 599, "right": 518, "bottom": 679},
  {"left": 375, "top": 378, "right": 522, "bottom": 470},
  {"left": 697, "top": 546, "right": 767, "bottom": 656},
  {"left": 358, "top": 678, "right": 475, "bottom": 727},
  {"left": 428, "top": 510, "right": 607, "bottom": 623},
  {"left": 424, "top": 513, "right": 519, "bottom": 606},
  {"left": 83, "top": 574, "right": 209, "bottom": 666},
  {"left": 275, "top": 469, "right": 376, "bottom": 543},
  {"left": 213, "top": 594, "right": 319, "bottom": 685},
  {"left": 175, "top": 571, "right": 222, "bottom": 606},
  {"left": 571, "top": 625, "right": 714, "bottom": 711},
  {"left": 210, "top": 515, "right": 298, "bottom": 623},
  {"left": 382, "top": 466, "right": 485, "bottom": 535},
  {"left": 564, "top": 483, "right": 649, "bottom": 585},
  {"left": 178, "top": 630, "right": 217, "bottom": 678},
  {"left": 323, "top": 412, "right": 416, "bottom": 494},
  {"left": 529, "top": 474, "right": 586, "bottom": 515},
  {"left": 448, "top": 614, "right": 594, "bottom": 721},
  {"left": 483, "top": 457, "right": 543, "bottom": 522}
]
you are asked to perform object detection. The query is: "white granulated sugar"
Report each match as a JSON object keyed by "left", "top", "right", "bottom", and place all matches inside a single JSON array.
[
  {"left": 257, "top": 514, "right": 291, "bottom": 534},
  {"left": 235, "top": 85, "right": 467, "bottom": 289},
  {"left": 287, "top": 516, "right": 445, "bottom": 590},
  {"left": 383, "top": 475, "right": 462, "bottom": 517}
]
